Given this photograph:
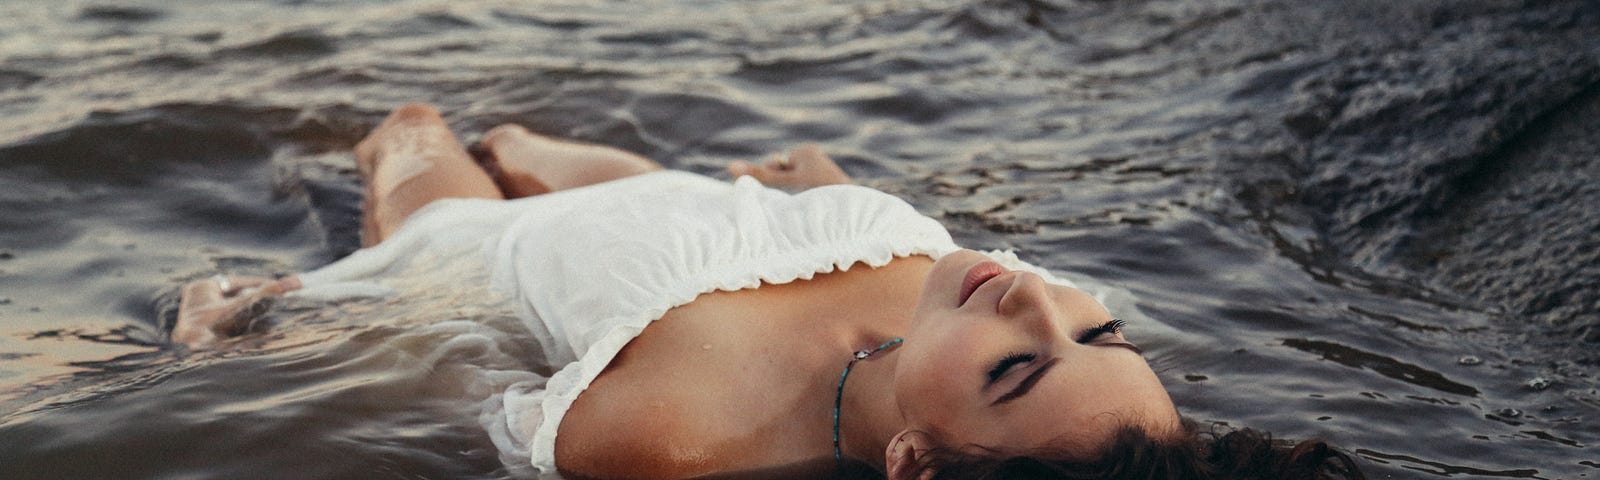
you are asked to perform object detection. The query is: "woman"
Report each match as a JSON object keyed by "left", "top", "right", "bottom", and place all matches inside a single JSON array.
[{"left": 174, "top": 104, "right": 1364, "bottom": 479}]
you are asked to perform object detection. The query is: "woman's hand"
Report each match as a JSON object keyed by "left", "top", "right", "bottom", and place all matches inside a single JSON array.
[
  {"left": 172, "top": 275, "right": 301, "bottom": 348},
  {"left": 727, "top": 144, "right": 853, "bottom": 190}
]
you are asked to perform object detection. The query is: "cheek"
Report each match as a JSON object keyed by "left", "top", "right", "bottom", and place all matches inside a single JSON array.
[{"left": 894, "top": 315, "right": 983, "bottom": 424}]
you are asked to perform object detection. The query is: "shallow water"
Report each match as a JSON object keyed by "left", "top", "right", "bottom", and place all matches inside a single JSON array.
[{"left": 2, "top": 0, "right": 1598, "bottom": 478}]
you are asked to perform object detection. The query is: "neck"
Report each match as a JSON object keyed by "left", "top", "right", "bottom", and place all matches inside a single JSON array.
[
  {"left": 787, "top": 255, "right": 932, "bottom": 474},
  {"left": 833, "top": 331, "right": 907, "bottom": 473}
]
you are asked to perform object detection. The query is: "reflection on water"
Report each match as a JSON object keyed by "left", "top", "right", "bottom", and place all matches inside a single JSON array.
[{"left": 2, "top": 0, "right": 1598, "bottom": 478}]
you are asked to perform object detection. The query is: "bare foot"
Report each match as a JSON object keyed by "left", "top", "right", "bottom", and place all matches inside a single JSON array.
[
  {"left": 727, "top": 144, "right": 853, "bottom": 190},
  {"left": 172, "top": 275, "right": 301, "bottom": 348},
  {"left": 474, "top": 124, "right": 662, "bottom": 198}
]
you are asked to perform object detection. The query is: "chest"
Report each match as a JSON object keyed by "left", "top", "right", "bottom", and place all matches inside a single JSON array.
[
  {"left": 552, "top": 300, "right": 832, "bottom": 478},
  {"left": 551, "top": 257, "right": 932, "bottom": 478}
]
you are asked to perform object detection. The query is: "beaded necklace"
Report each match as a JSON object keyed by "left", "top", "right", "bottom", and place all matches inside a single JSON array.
[{"left": 832, "top": 337, "right": 904, "bottom": 473}]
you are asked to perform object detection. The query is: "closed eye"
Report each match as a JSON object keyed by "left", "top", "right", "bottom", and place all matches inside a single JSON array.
[
  {"left": 1075, "top": 319, "right": 1126, "bottom": 343},
  {"left": 992, "top": 358, "right": 1059, "bottom": 406},
  {"left": 1079, "top": 318, "right": 1142, "bottom": 355},
  {"left": 987, "top": 352, "right": 1036, "bottom": 384}
]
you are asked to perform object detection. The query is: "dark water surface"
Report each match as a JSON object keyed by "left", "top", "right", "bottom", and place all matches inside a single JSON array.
[{"left": 2, "top": 1, "right": 1598, "bottom": 478}]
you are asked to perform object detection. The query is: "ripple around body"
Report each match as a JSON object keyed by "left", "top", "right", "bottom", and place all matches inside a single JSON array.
[{"left": 0, "top": 1, "right": 1598, "bottom": 479}]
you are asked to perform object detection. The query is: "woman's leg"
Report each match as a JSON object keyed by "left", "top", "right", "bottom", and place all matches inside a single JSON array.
[
  {"left": 354, "top": 103, "right": 503, "bottom": 246},
  {"left": 473, "top": 124, "right": 663, "bottom": 198}
]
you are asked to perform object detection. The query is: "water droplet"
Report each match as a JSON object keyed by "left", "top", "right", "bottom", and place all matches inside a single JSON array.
[
  {"left": 1458, "top": 355, "right": 1483, "bottom": 366},
  {"left": 1494, "top": 408, "right": 1522, "bottom": 418},
  {"left": 1525, "top": 377, "right": 1551, "bottom": 390}
]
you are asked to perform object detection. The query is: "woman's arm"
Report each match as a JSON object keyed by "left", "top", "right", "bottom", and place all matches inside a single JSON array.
[{"left": 726, "top": 144, "right": 854, "bottom": 190}]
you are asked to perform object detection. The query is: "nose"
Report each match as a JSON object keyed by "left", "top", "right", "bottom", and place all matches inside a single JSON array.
[{"left": 996, "top": 271, "right": 1056, "bottom": 321}]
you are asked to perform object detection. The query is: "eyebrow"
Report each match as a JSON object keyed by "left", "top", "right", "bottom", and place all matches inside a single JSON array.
[
  {"left": 992, "top": 358, "right": 1059, "bottom": 406},
  {"left": 988, "top": 344, "right": 1145, "bottom": 406}
]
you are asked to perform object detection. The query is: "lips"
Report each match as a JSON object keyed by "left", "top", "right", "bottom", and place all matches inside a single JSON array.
[{"left": 958, "top": 260, "right": 1007, "bottom": 307}]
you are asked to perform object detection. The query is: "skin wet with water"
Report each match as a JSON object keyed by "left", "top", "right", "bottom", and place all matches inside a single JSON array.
[{"left": 0, "top": 1, "right": 1598, "bottom": 478}]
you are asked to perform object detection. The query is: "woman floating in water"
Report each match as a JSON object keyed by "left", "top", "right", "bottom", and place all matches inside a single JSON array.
[{"left": 173, "top": 104, "right": 1364, "bottom": 479}]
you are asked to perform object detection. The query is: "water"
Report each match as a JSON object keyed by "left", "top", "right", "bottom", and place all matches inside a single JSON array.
[{"left": 2, "top": 0, "right": 1598, "bottom": 478}]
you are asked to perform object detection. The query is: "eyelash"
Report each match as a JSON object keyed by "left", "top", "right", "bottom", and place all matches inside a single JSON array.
[
  {"left": 1076, "top": 318, "right": 1126, "bottom": 344},
  {"left": 987, "top": 352, "right": 1036, "bottom": 383},
  {"left": 986, "top": 319, "right": 1128, "bottom": 384}
]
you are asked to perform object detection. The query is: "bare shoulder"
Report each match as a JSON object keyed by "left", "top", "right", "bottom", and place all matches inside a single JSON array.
[
  {"left": 555, "top": 392, "right": 720, "bottom": 479},
  {"left": 550, "top": 322, "right": 804, "bottom": 479}
]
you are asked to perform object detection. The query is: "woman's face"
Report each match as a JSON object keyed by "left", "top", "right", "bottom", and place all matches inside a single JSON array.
[{"left": 893, "top": 250, "right": 1179, "bottom": 457}]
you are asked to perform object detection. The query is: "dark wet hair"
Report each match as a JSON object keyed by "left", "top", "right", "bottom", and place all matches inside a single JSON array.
[{"left": 914, "top": 419, "right": 1365, "bottom": 480}]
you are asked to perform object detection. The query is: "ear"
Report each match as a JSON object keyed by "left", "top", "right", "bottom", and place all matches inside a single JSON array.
[{"left": 885, "top": 430, "right": 935, "bottom": 480}]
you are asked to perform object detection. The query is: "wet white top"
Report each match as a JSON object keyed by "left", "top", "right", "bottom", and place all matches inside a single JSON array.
[{"left": 293, "top": 171, "right": 988, "bottom": 476}]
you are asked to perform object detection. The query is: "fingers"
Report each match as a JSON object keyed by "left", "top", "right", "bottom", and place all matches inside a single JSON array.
[
  {"left": 257, "top": 276, "right": 302, "bottom": 297},
  {"left": 728, "top": 147, "right": 817, "bottom": 176},
  {"left": 788, "top": 144, "right": 827, "bottom": 170},
  {"left": 726, "top": 160, "right": 771, "bottom": 182},
  {"left": 172, "top": 275, "right": 299, "bottom": 347},
  {"left": 276, "top": 275, "right": 303, "bottom": 292},
  {"left": 180, "top": 275, "right": 255, "bottom": 306},
  {"left": 728, "top": 157, "right": 764, "bottom": 178},
  {"left": 181, "top": 275, "right": 297, "bottom": 307},
  {"left": 789, "top": 145, "right": 847, "bottom": 177},
  {"left": 728, "top": 155, "right": 794, "bottom": 184},
  {"left": 220, "top": 277, "right": 269, "bottom": 297},
  {"left": 728, "top": 145, "right": 853, "bottom": 189}
]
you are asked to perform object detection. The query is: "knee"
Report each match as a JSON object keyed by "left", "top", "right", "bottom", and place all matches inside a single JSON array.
[{"left": 391, "top": 102, "right": 443, "bottom": 120}]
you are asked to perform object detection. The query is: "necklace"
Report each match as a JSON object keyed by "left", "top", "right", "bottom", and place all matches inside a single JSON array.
[{"left": 833, "top": 337, "right": 903, "bottom": 472}]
